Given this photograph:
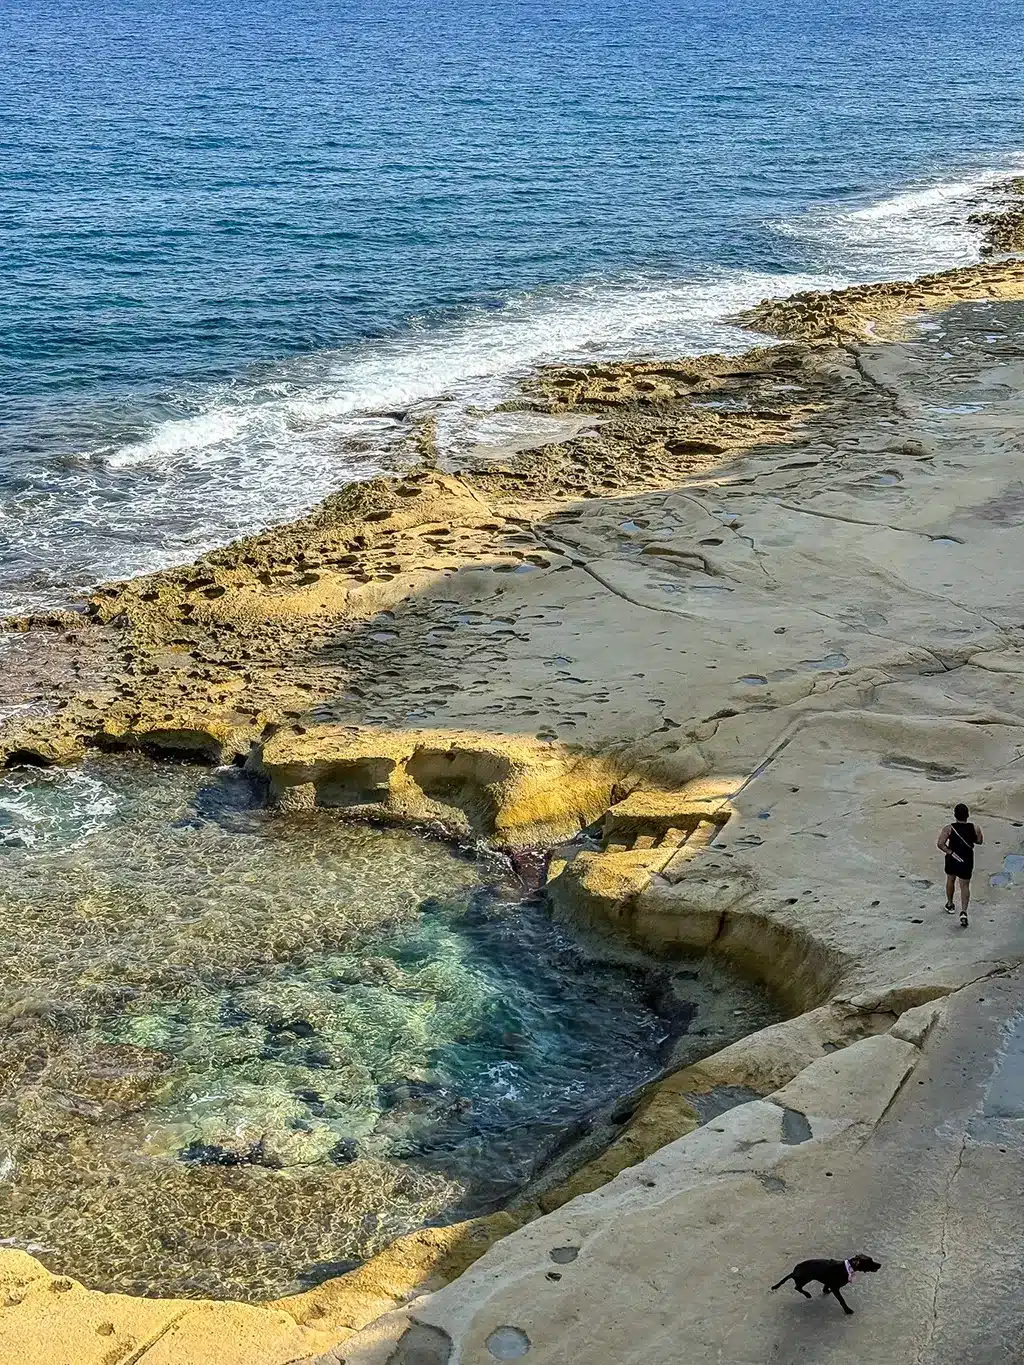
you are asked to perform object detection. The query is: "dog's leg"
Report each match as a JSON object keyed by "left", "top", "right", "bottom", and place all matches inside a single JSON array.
[
  {"left": 832, "top": 1287, "right": 854, "bottom": 1316},
  {"left": 794, "top": 1279, "right": 813, "bottom": 1300}
]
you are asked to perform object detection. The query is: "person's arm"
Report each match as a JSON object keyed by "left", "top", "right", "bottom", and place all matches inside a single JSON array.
[
  {"left": 974, "top": 824, "right": 984, "bottom": 845},
  {"left": 937, "top": 825, "right": 952, "bottom": 852}
]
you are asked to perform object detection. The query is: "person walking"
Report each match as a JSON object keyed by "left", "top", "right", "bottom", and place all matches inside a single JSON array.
[{"left": 937, "top": 802, "right": 983, "bottom": 927}]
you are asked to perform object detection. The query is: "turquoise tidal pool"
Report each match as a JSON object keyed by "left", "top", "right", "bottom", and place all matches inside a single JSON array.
[{"left": 0, "top": 755, "right": 777, "bottom": 1300}]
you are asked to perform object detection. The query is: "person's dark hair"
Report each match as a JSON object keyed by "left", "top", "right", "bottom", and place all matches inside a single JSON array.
[{"left": 954, "top": 802, "right": 969, "bottom": 821}]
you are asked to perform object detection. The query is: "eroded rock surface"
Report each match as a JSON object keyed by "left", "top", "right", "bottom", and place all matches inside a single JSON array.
[{"left": 4, "top": 260, "right": 1024, "bottom": 1362}]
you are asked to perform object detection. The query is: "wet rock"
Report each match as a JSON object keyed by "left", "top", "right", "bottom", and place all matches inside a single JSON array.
[
  {"left": 327, "top": 1137, "right": 359, "bottom": 1165},
  {"left": 737, "top": 257, "right": 1024, "bottom": 341},
  {"left": 266, "top": 1018, "right": 318, "bottom": 1043},
  {"left": 50, "top": 1043, "right": 178, "bottom": 1116},
  {"left": 179, "top": 1133, "right": 288, "bottom": 1169},
  {"left": 180, "top": 1140, "right": 251, "bottom": 1167},
  {"left": 295, "top": 1257, "right": 362, "bottom": 1289},
  {"left": 647, "top": 972, "right": 699, "bottom": 1033},
  {"left": 332, "top": 956, "right": 407, "bottom": 988},
  {"left": 509, "top": 848, "right": 547, "bottom": 889},
  {"left": 2, "top": 997, "right": 84, "bottom": 1035},
  {"left": 378, "top": 1078, "right": 444, "bottom": 1113}
]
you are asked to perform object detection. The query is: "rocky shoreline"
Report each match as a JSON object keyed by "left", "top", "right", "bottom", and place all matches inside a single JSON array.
[{"left": 3, "top": 246, "right": 1024, "bottom": 1363}]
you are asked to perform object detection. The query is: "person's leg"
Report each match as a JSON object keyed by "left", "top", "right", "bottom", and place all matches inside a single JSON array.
[
  {"left": 960, "top": 878, "right": 970, "bottom": 914},
  {"left": 945, "top": 874, "right": 956, "bottom": 910}
]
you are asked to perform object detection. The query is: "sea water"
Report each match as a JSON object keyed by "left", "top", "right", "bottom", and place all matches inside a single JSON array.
[
  {"left": 0, "top": 756, "right": 778, "bottom": 1299},
  {"left": 1, "top": 0, "right": 1023, "bottom": 611}
]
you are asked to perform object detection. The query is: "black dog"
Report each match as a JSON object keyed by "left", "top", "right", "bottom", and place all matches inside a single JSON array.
[{"left": 770, "top": 1254, "right": 881, "bottom": 1315}]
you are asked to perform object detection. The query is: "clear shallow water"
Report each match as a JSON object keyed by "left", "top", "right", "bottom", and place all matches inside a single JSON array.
[
  {"left": 1, "top": 0, "right": 1024, "bottom": 611},
  {"left": 0, "top": 756, "right": 778, "bottom": 1299}
]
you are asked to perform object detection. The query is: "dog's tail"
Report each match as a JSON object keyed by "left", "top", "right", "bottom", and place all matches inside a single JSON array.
[{"left": 770, "top": 1273, "right": 793, "bottom": 1293}]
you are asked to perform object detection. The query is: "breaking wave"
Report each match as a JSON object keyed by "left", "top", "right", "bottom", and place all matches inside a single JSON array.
[{"left": 1, "top": 160, "right": 1022, "bottom": 615}]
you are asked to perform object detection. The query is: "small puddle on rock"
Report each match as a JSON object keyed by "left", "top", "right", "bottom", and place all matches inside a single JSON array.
[
  {"left": 0, "top": 756, "right": 779, "bottom": 1302},
  {"left": 799, "top": 652, "right": 848, "bottom": 671},
  {"left": 688, "top": 1085, "right": 762, "bottom": 1123},
  {"left": 991, "top": 852, "right": 1024, "bottom": 889},
  {"left": 781, "top": 1108, "right": 813, "bottom": 1144},
  {"left": 880, "top": 756, "right": 963, "bottom": 782},
  {"left": 982, "top": 1015, "right": 1024, "bottom": 1122},
  {"left": 487, "top": 1327, "right": 531, "bottom": 1359}
]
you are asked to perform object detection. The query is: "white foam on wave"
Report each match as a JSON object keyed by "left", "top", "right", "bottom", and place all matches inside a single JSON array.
[
  {"left": 109, "top": 410, "right": 248, "bottom": 469},
  {"left": 99, "top": 265, "right": 840, "bottom": 477},
  {"left": 101, "top": 159, "right": 1023, "bottom": 490},
  {"left": 3, "top": 265, "right": 848, "bottom": 612},
  {"left": 0, "top": 767, "right": 117, "bottom": 849},
  {"left": 850, "top": 179, "right": 990, "bottom": 223},
  {"left": 4, "top": 159, "right": 1023, "bottom": 615},
  {"left": 772, "top": 157, "right": 1024, "bottom": 280}
]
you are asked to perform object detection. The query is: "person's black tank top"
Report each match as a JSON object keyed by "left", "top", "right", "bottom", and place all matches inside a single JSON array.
[{"left": 949, "top": 820, "right": 977, "bottom": 873}]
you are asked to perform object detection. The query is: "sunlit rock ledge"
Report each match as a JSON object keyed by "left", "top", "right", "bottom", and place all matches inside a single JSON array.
[{"left": 4, "top": 257, "right": 1024, "bottom": 1362}]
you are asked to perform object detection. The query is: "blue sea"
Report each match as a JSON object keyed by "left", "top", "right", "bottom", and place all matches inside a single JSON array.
[{"left": 2, "top": 0, "right": 1023, "bottom": 614}]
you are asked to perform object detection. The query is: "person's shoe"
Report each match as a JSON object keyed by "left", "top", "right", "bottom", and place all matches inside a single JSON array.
[
  {"left": 960, "top": 911, "right": 969, "bottom": 927},
  {"left": 945, "top": 901, "right": 955, "bottom": 913}
]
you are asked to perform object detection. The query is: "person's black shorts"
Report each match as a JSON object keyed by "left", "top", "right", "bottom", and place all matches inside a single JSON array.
[{"left": 945, "top": 855, "right": 972, "bottom": 880}]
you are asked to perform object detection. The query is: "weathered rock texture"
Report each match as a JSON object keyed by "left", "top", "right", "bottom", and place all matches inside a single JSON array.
[
  {"left": 3, "top": 258, "right": 1024, "bottom": 1362},
  {"left": 971, "top": 176, "right": 1024, "bottom": 255},
  {"left": 737, "top": 256, "right": 1024, "bottom": 342},
  {"left": 339, "top": 973, "right": 1024, "bottom": 1365},
  {"left": 255, "top": 726, "right": 623, "bottom": 846}
]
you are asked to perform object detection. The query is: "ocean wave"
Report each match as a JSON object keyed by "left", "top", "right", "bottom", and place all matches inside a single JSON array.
[
  {"left": 109, "top": 409, "right": 248, "bottom": 468},
  {"left": 770, "top": 158, "right": 1024, "bottom": 279},
  {"left": 2, "top": 162, "right": 1022, "bottom": 614},
  {"left": 98, "top": 266, "right": 840, "bottom": 477},
  {"left": 6, "top": 265, "right": 855, "bottom": 612},
  {"left": 94, "top": 162, "right": 1024, "bottom": 486}
]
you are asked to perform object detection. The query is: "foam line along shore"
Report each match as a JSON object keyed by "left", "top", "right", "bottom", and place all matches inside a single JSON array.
[{"left": 2, "top": 171, "right": 1023, "bottom": 619}]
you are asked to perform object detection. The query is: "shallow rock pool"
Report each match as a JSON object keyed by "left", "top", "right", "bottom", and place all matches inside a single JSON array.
[{"left": 0, "top": 755, "right": 778, "bottom": 1300}]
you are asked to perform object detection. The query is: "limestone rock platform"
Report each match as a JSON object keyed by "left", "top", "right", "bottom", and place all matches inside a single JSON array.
[{"left": 2, "top": 263, "right": 1024, "bottom": 1363}]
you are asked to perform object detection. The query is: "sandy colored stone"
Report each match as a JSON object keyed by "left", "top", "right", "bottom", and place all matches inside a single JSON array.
[
  {"left": 271, "top": 1214, "right": 531, "bottom": 1335},
  {"left": 971, "top": 176, "right": 1024, "bottom": 254},
  {"left": 738, "top": 256, "right": 1024, "bottom": 342},
  {"left": 4, "top": 258, "right": 1024, "bottom": 1361},
  {"left": 356, "top": 999, "right": 932, "bottom": 1365},
  {"left": 669, "top": 1001, "right": 896, "bottom": 1090},
  {"left": 602, "top": 786, "right": 732, "bottom": 842},
  {"left": 0, "top": 1251, "right": 335, "bottom": 1365},
  {"left": 546, "top": 847, "right": 666, "bottom": 934},
  {"left": 770, "top": 1032, "right": 920, "bottom": 1128},
  {"left": 255, "top": 725, "right": 623, "bottom": 847},
  {"left": 890, "top": 998, "right": 948, "bottom": 1046},
  {"left": 136, "top": 1301, "right": 337, "bottom": 1365}
]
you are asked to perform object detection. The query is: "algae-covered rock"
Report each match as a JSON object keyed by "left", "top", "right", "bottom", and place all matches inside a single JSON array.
[{"left": 52, "top": 1042, "right": 178, "bottom": 1115}]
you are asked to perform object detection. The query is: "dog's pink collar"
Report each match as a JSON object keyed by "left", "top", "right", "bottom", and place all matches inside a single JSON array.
[{"left": 845, "top": 1259, "right": 855, "bottom": 1282}]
